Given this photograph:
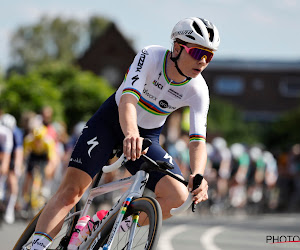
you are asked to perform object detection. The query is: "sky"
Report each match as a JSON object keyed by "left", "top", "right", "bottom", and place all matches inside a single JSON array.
[{"left": 1, "top": 0, "right": 300, "bottom": 70}]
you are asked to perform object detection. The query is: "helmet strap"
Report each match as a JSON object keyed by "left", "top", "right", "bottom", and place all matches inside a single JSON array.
[{"left": 170, "top": 47, "right": 191, "bottom": 80}]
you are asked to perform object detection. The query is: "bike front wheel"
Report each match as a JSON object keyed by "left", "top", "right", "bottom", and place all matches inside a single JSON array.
[{"left": 90, "top": 196, "right": 162, "bottom": 250}]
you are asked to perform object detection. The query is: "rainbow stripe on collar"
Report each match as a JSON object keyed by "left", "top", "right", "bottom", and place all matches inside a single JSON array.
[
  {"left": 189, "top": 134, "right": 206, "bottom": 142},
  {"left": 138, "top": 96, "right": 170, "bottom": 116},
  {"left": 163, "top": 51, "right": 191, "bottom": 86}
]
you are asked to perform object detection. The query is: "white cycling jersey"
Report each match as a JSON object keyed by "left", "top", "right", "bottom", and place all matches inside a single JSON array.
[
  {"left": 115, "top": 45, "right": 209, "bottom": 142},
  {"left": 0, "top": 124, "right": 13, "bottom": 153}
]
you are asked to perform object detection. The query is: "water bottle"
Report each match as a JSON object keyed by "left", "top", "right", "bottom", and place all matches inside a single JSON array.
[
  {"left": 78, "top": 210, "right": 108, "bottom": 242},
  {"left": 67, "top": 215, "right": 90, "bottom": 250}
]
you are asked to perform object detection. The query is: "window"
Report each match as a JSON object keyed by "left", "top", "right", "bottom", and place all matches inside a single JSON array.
[
  {"left": 252, "top": 78, "right": 264, "bottom": 91},
  {"left": 214, "top": 76, "right": 245, "bottom": 95},
  {"left": 279, "top": 77, "right": 300, "bottom": 97}
]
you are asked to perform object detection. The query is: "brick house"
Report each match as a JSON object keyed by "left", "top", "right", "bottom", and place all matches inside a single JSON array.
[
  {"left": 77, "top": 22, "right": 136, "bottom": 88},
  {"left": 203, "top": 60, "right": 300, "bottom": 122}
]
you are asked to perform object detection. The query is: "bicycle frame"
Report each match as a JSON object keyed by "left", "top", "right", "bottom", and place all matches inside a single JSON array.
[{"left": 77, "top": 170, "right": 150, "bottom": 250}]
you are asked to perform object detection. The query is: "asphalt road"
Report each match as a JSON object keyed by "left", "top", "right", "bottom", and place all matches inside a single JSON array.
[{"left": 1, "top": 212, "right": 300, "bottom": 250}]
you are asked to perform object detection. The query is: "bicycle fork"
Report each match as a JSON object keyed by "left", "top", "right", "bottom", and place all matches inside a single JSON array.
[
  {"left": 103, "top": 171, "right": 149, "bottom": 250},
  {"left": 103, "top": 197, "right": 133, "bottom": 250}
]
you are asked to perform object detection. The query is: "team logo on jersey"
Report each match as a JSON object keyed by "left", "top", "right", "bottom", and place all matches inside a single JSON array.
[
  {"left": 87, "top": 137, "right": 99, "bottom": 158},
  {"left": 163, "top": 153, "right": 174, "bottom": 165},
  {"left": 131, "top": 75, "right": 139, "bottom": 85},
  {"left": 168, "top": 89, "right": 183, "bottom": 99},
  {"left": 143, "top": 88, "right": 157, "bottom": 100},
  {"left": 136, "top": 49, "right": 148, "bottom": 72},
  {"left": 152, "top": 80, "right": 163, "bottom": 90},
  {"left": 159, "top": 100, "right": 176, "bottom": 110}
]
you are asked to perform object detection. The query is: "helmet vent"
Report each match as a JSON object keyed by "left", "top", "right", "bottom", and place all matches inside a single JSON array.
[
  {"left": 192, "top": 21, "right": 203, "bottom": 37},
  {"left": 207, "top": 28, "right": 214, "bottom": 42},
  {"left": 185, "top": 35, "right": 195, "bottom": 40}
]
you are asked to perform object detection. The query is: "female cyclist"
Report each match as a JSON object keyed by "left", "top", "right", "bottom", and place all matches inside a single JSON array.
[{"left": 31, "top": 17, "right": 220, "bottom": 249}]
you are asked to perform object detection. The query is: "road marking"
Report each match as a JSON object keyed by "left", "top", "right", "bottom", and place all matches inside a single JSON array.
[
  {"left": 158, "top": 225, "right": 188, "bottom": 250},
  {"left": 200, "top": 226, "right": 224, "bottom": 250}
]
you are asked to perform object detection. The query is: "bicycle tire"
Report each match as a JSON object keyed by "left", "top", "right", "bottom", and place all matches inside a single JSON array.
[
  {"left": 89, "top": 196, "right": 162, "bottom": 250},
  {"left": 13, "top": 204, "right": 80, "bottom": 250}
]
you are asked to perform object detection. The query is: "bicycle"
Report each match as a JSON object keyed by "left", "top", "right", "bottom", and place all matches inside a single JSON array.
[{"left": 14, "top": 139, "right": 203, "bottom": 250}]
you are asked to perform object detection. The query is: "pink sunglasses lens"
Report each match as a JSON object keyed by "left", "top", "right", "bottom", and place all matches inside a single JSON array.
[{"left": 188, "top": 48, "right": 213, "bottom": 62}]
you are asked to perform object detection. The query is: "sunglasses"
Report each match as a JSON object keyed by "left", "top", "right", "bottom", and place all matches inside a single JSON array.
[{"left": 179, "top": 44, "right": 214, "bottom": 63}]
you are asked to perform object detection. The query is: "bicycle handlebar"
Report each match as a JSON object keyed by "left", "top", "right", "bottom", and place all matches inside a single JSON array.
[
  {"left": 170, "top": 193, "right": 194, "bottom": 215},
  {"left": 170, "top": 174, "right": 203, "bottom": 215},
  {"left": 102, "top": 138, "right": 202, "bottom": 214},
  {"left": 103, "top": 154, "right": 126, "bottom": 173},
  {"left": 103, "top": 139, "right": 152, "bottom": 173}
]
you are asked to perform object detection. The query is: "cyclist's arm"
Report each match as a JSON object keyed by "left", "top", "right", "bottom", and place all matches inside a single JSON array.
[
  {"left": 119, "top": 94, "right": 143, "bottom": 161},
  {"left": 189, "top": 140, "right": 207, "bottom": 175},
  {"left": 43, "top": 138, "right": 57, "bottom": 178},
  {"left": 46, "top": 138, "right": 57, "bottom": 165},
  {"left": 186, "top": 84, "right": 210, "bottom": 204},
  {"left": 13, "top": 128, "right": 24, "bottom": 176},
  {"left": 117, "top": 48, "right": 155, "bottom": 161},
  {"left": 188, "top": 141, "right": 209, "bottom": 204}
]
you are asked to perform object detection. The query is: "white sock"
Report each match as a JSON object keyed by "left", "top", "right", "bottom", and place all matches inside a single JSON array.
[
  {"left": 31, "top": 232, "right": 53, "bottom": 250},
  {"left": 6, "top": 193, "right": 17, "bottom": 213}
]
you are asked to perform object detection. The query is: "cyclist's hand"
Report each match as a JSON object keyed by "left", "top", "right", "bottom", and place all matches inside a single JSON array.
[
  {"left": 123, "top": 135, "right": 147, "bottom": 161},
  {"left": 188, "top": 174, "right": 208, "bottom": 205}
]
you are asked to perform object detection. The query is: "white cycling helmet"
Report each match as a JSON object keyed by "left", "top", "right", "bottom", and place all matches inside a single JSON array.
[
  {"left": 262, "top": 151, "right": 274, "bottom": 164},
  {"left": 212, "top": 137, "right": 227, "bottom": 151},
  {"left": 171, "top": 17, "right": 220, "bottom": 51},
  {"left": 0, "top": 113, "right": 16, "bottom": 130},
  {"left": 249, "top": 146, "right": 262, "bottom": 161},
  {"left": 230, "top": 143, "right": 245, "bottom": 160}
]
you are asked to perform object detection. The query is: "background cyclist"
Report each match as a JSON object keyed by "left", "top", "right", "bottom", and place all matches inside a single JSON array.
[
  {"left": 0, "top": 114, "right": 24, "bottom": 224},
  {"left": 0, "top": 116, "right": 14, "bottom": 223},
  {"left": 31, "top": 17, "right": 220, "bottom": 249},
  {"left": 22, "top": 125, "right": 57, "bottom": 212}
]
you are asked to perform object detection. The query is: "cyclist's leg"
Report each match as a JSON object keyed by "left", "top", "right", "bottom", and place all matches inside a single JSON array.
[
  {"left": 126, "top": 128, "right": 189, "bottom": 220},
  {"left": 21, "top": 156, "right": 35, "bottom": 210},
  {"left": 155, "top": 174, "right": 189, "bottom": 219},
  {"left": 35, "top": 167, "right": 92, "bottom": 237},
  {"left": 4, "top": 164, "right": 19, "bottom": 224},
  {"left": 32, "top": 93, "right": 123, "bottom": 246}
]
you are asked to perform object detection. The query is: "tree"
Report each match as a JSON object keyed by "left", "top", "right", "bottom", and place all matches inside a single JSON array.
[
  {"left": 207, "top": 98, "right": 260, "bottom": 144},
  {"left": 9, "top": 15, "right": 111, "bottom": 73},
  {"left": 37, "top": 62, "right": 115, "bottom": 129},
  {"left": 0, "top": 70, "right": 62, "bottom": 121},
  {"left": 265, "top": 106, "right": 300, "bottom": 150},
  {"left": 0, "top": 62, "right": 115, "bottom": 131},
  {"left": 88, "top": 16, "right": 111, "bottom": 45}
]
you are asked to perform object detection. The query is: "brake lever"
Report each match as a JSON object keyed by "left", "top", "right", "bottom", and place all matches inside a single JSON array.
[{"left": 192, "top": 174, "right": 203, "bottom": 212}]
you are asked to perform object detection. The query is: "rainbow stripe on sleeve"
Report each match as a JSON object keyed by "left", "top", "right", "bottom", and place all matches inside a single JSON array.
[
  {"left": 122, "top": 88, "right": 141, "bottom": 100},
  {"left": 189, "top": 134, "right": 206, "bottom": 142}
]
